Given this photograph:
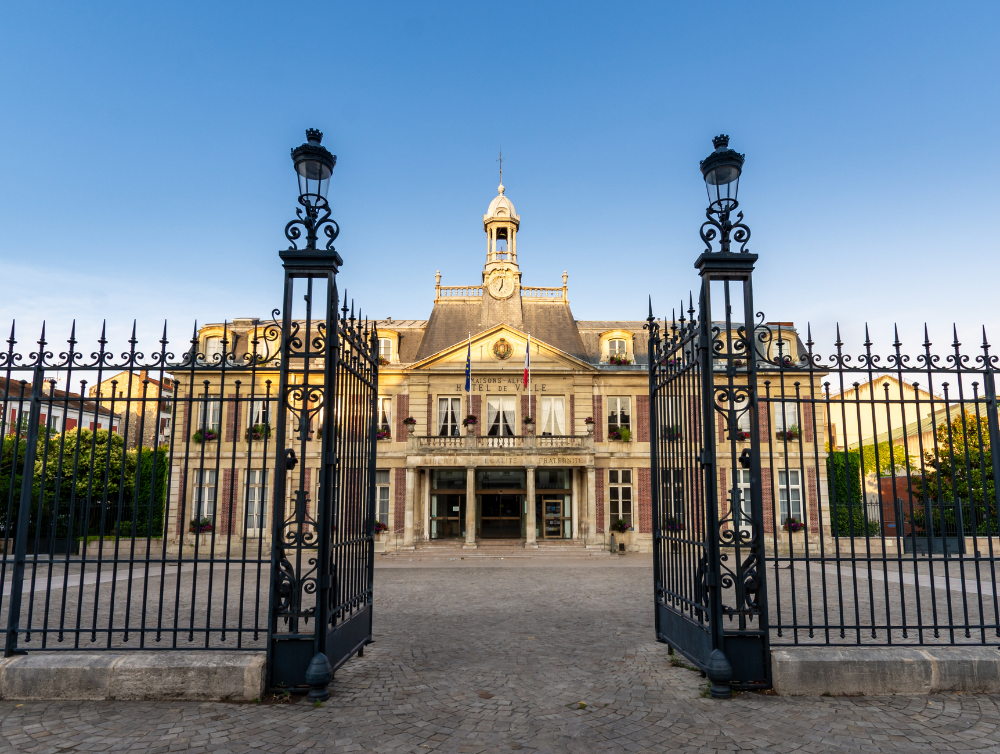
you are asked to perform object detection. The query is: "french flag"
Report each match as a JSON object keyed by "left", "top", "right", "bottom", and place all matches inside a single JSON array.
[{"left": 524, "top": 334, "right": 530, "bottom": 389}]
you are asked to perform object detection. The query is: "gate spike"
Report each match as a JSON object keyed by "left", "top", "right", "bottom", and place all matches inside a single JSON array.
[
  {"left": 805, "top": 323, "right": 814, "bottom": 351},
  {"left": 893, "top": 324, "right": 902, "bottom": 350},
  {"left": 161, "top": 320, "right": 169, "bottom": 345},
  {"left": 863, "top": 323, "right": 872, "bottom": 348},
  {"left": 647, "top": 296, "right": 653, "bottom": 321},
  {"left": 834, "top": 323, "right": 843, "bottom": 348},
  {"left": 923, "top": 323, "right": 931, "bottom": 349},
  {"left": 341, "top": 291, "right": 349, "bottom": 319},
  {"left": 952, "top": 323, "right": 961, "bottom": 349}
]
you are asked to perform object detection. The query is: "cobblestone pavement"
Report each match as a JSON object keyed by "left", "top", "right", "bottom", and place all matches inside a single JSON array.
[{"left": 2, "top": 556, "right": 1000, "bottom": 753}]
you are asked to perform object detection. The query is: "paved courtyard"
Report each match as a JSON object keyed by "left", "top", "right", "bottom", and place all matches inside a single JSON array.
[{"left": 2, "top": 555, "right": 999, "bottom": 753}]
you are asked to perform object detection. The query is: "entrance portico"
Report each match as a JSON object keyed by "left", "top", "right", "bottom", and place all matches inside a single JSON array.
[{"left": 403, "top": 442, "right": 595, "bottom": 549}]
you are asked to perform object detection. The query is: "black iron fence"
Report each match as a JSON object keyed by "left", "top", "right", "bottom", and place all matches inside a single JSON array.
[
  {"left": 755, "top": 323, "right": 1000, "bottom": 646},
  {"left": 0, "top": 304, "right": 378, "bottom": 676}
]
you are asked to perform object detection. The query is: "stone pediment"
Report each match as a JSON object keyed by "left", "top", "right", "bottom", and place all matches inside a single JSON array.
[{"left": 407, "top": 324, "right": 595, "bottom": 372}]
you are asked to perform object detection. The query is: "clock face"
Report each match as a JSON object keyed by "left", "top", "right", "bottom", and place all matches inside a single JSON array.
[{"left": 488, "top": 271, "right": 514, "bottom": 299}]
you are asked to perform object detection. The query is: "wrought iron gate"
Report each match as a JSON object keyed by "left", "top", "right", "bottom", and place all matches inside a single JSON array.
[{"left": 0, "top": 129, "right": 378, "bottom": 703}]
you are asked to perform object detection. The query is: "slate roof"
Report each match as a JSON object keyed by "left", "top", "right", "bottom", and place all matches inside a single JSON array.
[
  {"left": 522, "top": 301, "right": 588, "bottom": 361},
  {"left": 411, "top": 301, "right": 483, "bottom": 362}
]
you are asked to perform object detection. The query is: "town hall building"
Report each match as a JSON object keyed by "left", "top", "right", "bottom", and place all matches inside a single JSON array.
[{"left": 178, "top": 181, "right": 825, "bottom": 554}]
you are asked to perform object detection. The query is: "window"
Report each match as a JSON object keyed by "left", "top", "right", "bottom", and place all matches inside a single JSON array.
[
  {"left": 777, "top": 469, "right": 802, "bottom": 525},
  {"left": 737, "top": 410, "right": 752, "bottom": 434},
  {"left": 204, "top": 336, "right": 223, "bottom": 362},
  {"left": 486, "top": 396, "right": 516, "bottom": 437},
  {"left": 774, "top": 402, "right": 798, "bottom": 432},
  {"left": 438, "top": 397, "right": 461, "bottom": 437},
  {"left": 735, "top": 468, "right": 752, "bottom": 527},
  {"left": 250, "top": 400, "right": 271, "bottom": 427},
  {"left": 376, "top": 469, "right": 390, "bottom": 527},
  {"left": 377, "top": 397, "right": 392, "bottom": 432},
  {"left": 608, "top": 339, "right": 627, "bottom": 358},
  {"left": 197, "top": 398, "right": 221, "bottom": 431},
  {"left": 608, "top": 396, "right": 631, "bottom": 431},
  {"left": 539, "top": 396, "right": 565, "bottom": 436},
  {"left": 609, "top": 469, "right": 633, "bottom": 529},
  {"left": 194, "top": 469, "right": 217, "bottom": 522},
  {"left": 662, "top": 468, "right": 685, "bottom": 524},
  {"left": 246, "top": 470, "right": 267, "bottom": 532},
  {"left": 378, "top": 338, "right": 392, "bottom": 361}
]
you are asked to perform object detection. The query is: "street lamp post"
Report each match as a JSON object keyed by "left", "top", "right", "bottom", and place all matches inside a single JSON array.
[
  {"left": 268, "top": 129, "right": 343, "bottom": 701},
  {"left": 699, "top": 134, "right": 749, "bottom": 256},
  {"left": 693, "top": 134, "right": 770, "bottom": 697}
]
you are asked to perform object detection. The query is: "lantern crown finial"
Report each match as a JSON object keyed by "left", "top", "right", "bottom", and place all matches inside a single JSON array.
[
  {"left": 306, "top": 128, "right": 323, "bottom": 144},
  {"left": 712, "top": 134, "right": 730, "bottom": 150}
]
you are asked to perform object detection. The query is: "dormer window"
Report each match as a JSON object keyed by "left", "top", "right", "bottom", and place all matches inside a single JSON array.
[
  {"left": 379, "top": 338, "right": 392, "bottom": 363},
  {"left": 204, "top": 336, "right": 223, "bottom": 362},
  {"left": 608, "top": 339, "right": 627, "bottom": 358}
]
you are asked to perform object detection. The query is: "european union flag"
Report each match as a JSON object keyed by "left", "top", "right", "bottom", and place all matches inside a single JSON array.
[{"left": 464, "top": 338, "right": 471, "bottom": 392}]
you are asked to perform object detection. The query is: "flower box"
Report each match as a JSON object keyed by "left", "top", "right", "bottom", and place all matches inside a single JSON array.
[
  {"left": 665, "top": 425, "right": 681, "bottom": 442},
  {"left": 245, "top": 423, "right": 271, "bottom": 442},
  {"left": 189, "top": 517, "right": 213, "bottom": 534},
  {"left": 610, "top": 519, "right": 632, "bottom": 535},
  {"left": 462, "top": 414, "right": 478, "bottom": 428},
  {"left": 775, "top": 425, "right": 800, "bottom": 442},
  {"left": 608, "top": 355, "right": 632, "bottom": 366},
  {"left": 782, "top": 518, "right": 805, "bottom": 533},
  {"left": 608, "top": 425, "right": 632, "bottom": 442},
  {"left": 735, "top": 430, "right": 751, "bottom": 441},
  {"left": 192, "top": 428, "right": 220, "bottom": 444}
]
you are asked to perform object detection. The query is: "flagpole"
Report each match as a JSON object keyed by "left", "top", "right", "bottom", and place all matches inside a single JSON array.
[{"left": 467, "top": 332, "right": 472, "bottom": 421}]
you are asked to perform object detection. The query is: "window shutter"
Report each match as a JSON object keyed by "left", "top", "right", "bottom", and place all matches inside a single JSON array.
[{"left": 593, "top": 396, "right": 604, "bottom": 443}]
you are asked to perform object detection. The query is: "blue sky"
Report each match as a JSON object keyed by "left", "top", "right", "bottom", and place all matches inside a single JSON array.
[{"left": 1, "top": 2, "right": 998, "bottom": 361}]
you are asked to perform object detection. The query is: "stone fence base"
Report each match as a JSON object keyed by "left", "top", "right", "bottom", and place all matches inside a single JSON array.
[
  {"left": 0, "top": 651, "right": 266, "bottom": 701},
  {"left": 771, "top": 646, "right": 1000, "bottom": 696}
]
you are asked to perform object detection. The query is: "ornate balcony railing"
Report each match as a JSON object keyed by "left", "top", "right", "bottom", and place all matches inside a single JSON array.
[{"left": 413, "top": 434, "right": 590, "bottom": 451}]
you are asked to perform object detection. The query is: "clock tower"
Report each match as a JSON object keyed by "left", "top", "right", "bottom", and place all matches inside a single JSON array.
[{"left": 481, "top": 181, "right": 524, "bottom": 328}]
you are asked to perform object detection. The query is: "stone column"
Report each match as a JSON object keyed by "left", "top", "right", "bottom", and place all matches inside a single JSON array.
[
  {"left": 586, "top": 465, "right": 598, "bottom": 548},
  {"left": 464, "top": 466, "right": 477, "bottom": 549},
  {"left": 423, "top": 469, "right": 431, "bottom": 542},
  {"left": 525, "top": 466, "right": 537, "bottom": 548},
  {"left": 571, "top": 468, "right": 579, "bottom": 540},
  {"left": 403, "top": 467, "right": 415, "bottom": 549}
]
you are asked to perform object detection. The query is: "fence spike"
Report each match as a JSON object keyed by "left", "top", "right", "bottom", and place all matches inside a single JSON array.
[
  {"left": 923, "top": 323, "right": 931, "bottom": 349},
  {"left": 893, "top": 323, "right": 902, "bottom": 350}
]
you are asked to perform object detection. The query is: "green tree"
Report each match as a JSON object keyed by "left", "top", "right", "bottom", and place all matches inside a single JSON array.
[
  {"left": 910, "top": 412, "right": 997, "bottom": 536},
  {"left": 827, "top": 450, "right": 880, "bottom": 536},
  {"left": 0, "top": 429, "right": 168, "bottom": 541}
]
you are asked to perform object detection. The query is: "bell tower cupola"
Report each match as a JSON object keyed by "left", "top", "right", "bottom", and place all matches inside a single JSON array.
[
  {"left": 484, "top": 182, "right": 520, "bottom": 271},
  {"left": 479, "top": 156, "right": 524, "bottom": 327}
]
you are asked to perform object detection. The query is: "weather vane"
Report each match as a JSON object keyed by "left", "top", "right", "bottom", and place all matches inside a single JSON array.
[{"left": 497, "top": 144, "right": 503, "bottom": 184}]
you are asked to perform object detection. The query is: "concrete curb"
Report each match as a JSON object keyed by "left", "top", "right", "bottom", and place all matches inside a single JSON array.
[
  {"left": 772, "top": 646, "right": 1000, "bottom": 696},
  {"left": 0, "top": 651, "right": 266, "bottom": 701}
]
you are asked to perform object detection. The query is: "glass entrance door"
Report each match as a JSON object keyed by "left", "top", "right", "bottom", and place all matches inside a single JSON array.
[
  {"left": 541, "top": 498, "right": 570, "bottom": 538},
  {"left": 430, "top": 494, "right": 465, "bottom": 539},
  {"left": 479, "top": 494, "right": 522, "bottom": 538}
]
